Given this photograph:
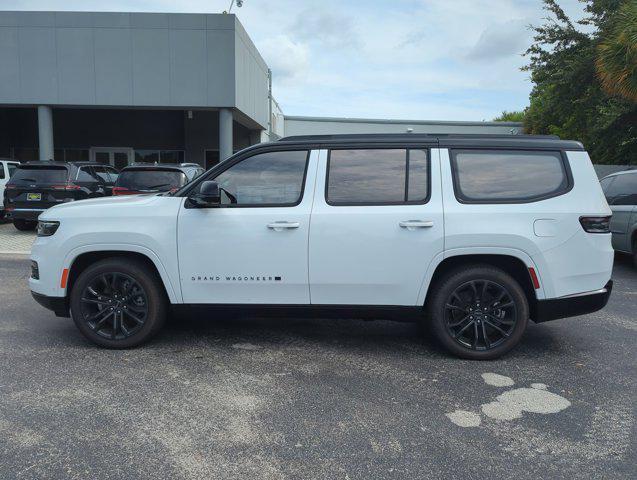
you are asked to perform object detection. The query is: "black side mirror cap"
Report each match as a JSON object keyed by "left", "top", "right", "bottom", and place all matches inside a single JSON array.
[{"left": 188, "top": 180, "right": 221, "bottom": 208}]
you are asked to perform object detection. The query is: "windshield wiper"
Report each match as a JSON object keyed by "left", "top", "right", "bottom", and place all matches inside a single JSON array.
[{"left": 146, "top": 183, "right": 172, "bottom": 189}]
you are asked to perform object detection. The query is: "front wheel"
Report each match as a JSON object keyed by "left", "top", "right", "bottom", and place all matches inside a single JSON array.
[
  {"left": 70, "top": 258, "right": 167, "bottom": 348},
  {"left": 426, "top": 265, "right": 529, "bottom": 360}
]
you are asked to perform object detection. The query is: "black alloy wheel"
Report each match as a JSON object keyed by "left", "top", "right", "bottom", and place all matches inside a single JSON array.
[
  {"left": 70, "top": 258, "right": 167, "bottom": 348},
  {"left": 79, "top": 272, "right": 148, "bottom": 340},
  {"left": 444, "top": 280, "right": 517, "bottom": 351},
  {"left": 426, "top": 265, "right": 529, "bottom": 360}
]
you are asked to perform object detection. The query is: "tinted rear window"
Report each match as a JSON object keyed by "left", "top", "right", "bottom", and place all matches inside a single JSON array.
[
  {"left": 10, "top": 166, "right": 69, "bottom": 184},
  {"left": 117, "top": 169, "right": 187, "bottom": 191},
  {"left": 451, "top": 150, "right": 569, "bottom": 202}
]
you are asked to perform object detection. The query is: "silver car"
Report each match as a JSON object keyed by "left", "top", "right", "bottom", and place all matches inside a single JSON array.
[{"left": 600, "top": 170, "right": 637, "bottom": 266}]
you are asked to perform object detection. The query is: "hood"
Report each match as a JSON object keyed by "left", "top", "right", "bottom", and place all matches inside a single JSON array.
[{"left": 40, "top": 193, "right": 164, "bottom": 217}]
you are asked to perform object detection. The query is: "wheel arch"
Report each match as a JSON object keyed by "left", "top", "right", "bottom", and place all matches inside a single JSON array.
[
  {"left": 419, "top": 250, "right": 541, "bottom": 321},
  {"left": 64, "top": 247, "right": 179, "bottom": 304}
]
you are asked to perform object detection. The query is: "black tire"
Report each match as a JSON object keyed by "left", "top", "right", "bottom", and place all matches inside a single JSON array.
[
  {"left": 70, "top": 257, "right": 167, "bottom": 348},
  {"left": 632, "top": 240, "right": 637, "bottom": 269},
  {"left": 425, "top": 265, "right": 529, "bottom": 360},
  {"left": 13, "top": 219, "right": 36, "bottom": 231}
]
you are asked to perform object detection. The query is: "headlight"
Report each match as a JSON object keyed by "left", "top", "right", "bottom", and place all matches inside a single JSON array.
[{"left": 37, "top": 221, "right": 60, "bottom": 237}]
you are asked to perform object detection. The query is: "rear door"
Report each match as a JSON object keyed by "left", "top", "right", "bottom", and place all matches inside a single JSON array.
[
  {"left": 309, "top": 147, "right": 444, "bottom": 305},
  {"left": 5, "top": 165, "right": 71, "bottom": 212}
]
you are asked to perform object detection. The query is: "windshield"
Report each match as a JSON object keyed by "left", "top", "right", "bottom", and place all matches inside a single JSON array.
[
  {"left": 116, "top": 169, "right": 187, "bottom": 191},
  {"left": 9, "top": 166, "right": 69, "bottom": 184}
]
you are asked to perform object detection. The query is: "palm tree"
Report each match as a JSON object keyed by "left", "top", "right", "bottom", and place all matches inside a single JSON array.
[{"left": 596, "top": 1, "right": 637, "bottom": 102}]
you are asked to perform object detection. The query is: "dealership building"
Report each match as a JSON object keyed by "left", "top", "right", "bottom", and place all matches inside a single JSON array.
[{"left": 0, "top": 11, "right": 522, "bottom": 169}]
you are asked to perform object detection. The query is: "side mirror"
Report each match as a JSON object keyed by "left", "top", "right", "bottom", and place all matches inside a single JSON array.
[{"left": 188, "top": 181, "right": 221, "bottom": 208}]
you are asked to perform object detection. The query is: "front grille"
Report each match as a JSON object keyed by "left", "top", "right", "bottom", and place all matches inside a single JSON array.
[{"left": 30, "top": 261, "right": 39, "bottom": 280}]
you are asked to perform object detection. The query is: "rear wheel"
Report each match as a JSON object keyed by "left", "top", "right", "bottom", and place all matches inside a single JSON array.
[
  {"left": 13, "top": 219, "right": 36, "bottom": 231},
  {"left": 426, "top": 265, "right": 529, "bottom": 360},
  {"left": 70, "top": 258, "right": 167, "bottom": 348},
  {"left": 632, "top": 239, "right": 637, "bottom": 269}
]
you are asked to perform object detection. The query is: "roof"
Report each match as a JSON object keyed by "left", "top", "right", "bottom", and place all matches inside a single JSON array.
[
  {"left": 600, "top": 168, "right": 637, "bottom": 180},
  {"left": 277, "top": 133, "right": 585, "bottom": 151},
  {"left": 19, "top": 161, "right": 108, "bottom": 167},
  {"left": 121, "top": 163, "right": 198, "bottom": 171}
]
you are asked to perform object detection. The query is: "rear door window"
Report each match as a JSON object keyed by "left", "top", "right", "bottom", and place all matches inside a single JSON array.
[
  {"left": 326, "top": 149, "right": 429, "bottom": 205},
  {"left": 117, "top": 169, "right": 187, "bottom": 191},
  {"left": 7, "top": 163, "right": 18, "bottom": 177},
  {"left": 0, "top": 164, "right": 5, "bottom": 179},
  {"left": 10, "top": 166, "right": 69, "bottom": 184},
  {"left": 90, "top": 166, "right": 115, "bottom": 184},
  {"left": 451, "top": 150, "right": 569, "bottom": 203}
]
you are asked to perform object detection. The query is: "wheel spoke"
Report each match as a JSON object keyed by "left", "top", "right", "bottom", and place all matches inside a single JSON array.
[
  {"left": 94, "top": 311, "right": 113, "bottom": 330},
  {"left": 492, "top": 301, "right": 514, "bottom": 311},
  {"left": 481, "top": 322, "right": 491, "bottom": 348},
  {"left": 123, "top": 308, "right": 144, "bottom": 324},
  {"left": 445, "top": 303, "right": 466, "bottom": 314},
  {"left": 453, "top": 318, "right": 474, "bottom": 338},
  {"left": 469, "top": 281, "right": 479, "bottom": 300},
  {"left": 81, "top": 297, "right": 110, "bottom": 306},
  {"left": 448, "top": 313, "right": 470, "bottom": 328},
  {"left": 484, "top": 319, "right": 511, "bottom": 337},
  {"left": 472, "top": 321, "right": 479, "bottom": 349},
  {"left": 480, "top": 281, "right": 490, "bottom": 302}
]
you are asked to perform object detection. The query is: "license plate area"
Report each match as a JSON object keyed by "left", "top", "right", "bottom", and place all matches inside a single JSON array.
[{"left": 26, "top": 193, "right": 42, "bottom": 201}]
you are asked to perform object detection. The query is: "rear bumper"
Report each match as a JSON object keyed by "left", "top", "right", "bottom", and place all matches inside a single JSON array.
[
  {"left": 7, "top": 208, "right": 45, "bottom": 221},
  {"left": 31, "top": 291, "right": 69, "bottom": 318},
  {"left": 534, "top": 280, "right": 612, "bottom": 323}
]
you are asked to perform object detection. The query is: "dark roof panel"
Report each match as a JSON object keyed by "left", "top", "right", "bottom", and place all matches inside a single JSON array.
[{"left": 277, "top": 133, "right": 585, "bottom": 151}]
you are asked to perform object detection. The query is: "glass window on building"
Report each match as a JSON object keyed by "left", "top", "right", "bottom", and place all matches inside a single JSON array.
[{"left": 135, "top": 150, "right": 160, "bottom": 164}]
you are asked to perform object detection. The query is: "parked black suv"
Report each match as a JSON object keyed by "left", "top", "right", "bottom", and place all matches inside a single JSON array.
[
  {"left": 113, "top": 163, "right": 204, "bottom": 196},
  {"left": 3, "top": 161, "right": 119, "bottom": 230}
]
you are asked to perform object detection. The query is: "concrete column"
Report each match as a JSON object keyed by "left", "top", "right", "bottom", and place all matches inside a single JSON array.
[
  {"left": 37, "top": 106, "right": 54, "bottom": 161},
  {"left": 219, "top": 108, "right": 233, "bottom": 161}
]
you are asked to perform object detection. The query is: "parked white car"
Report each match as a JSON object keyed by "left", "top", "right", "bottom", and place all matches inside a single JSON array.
[
  {"left": 0, "top": 159, "right": 20, "bottom": 219},
  {"left": 29, "top": 134, "right": 613, "bottom": 359}
]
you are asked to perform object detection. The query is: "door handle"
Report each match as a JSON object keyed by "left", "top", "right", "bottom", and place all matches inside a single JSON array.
[
  {"left": 399, "top": 220, "right": 434, "bottom": 230},
  {"left": 267, "top": 221, "right": 300, "bottom": 231}
]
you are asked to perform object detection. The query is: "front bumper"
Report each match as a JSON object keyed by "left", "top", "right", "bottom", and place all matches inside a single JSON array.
[
  {"left": 31, "top": 291, "right": 70, "bottom": 318},
  {"left": 7, "top": 208, "right": 45, "bottom": 221},
  {"left": 534, "top": 280, "right": 612, "bottom": 323}
]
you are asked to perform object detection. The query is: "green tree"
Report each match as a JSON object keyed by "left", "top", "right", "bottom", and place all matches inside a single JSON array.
[
  {"left": 493, "top": 110, "right": 526, "bottom": 122},
  {"left": 523, "top": 0, "right": 637, "bottom": 165},
  {"left": 596, "top": 1, "right": 637, "bottom": 102}
]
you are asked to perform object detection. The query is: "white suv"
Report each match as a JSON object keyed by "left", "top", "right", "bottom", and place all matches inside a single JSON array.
[{"left": 29, "top": 134, "right": 613, "bottom": 359}]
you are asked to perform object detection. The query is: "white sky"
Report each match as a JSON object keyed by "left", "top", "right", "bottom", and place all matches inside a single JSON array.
[{"left": 1, "top": 0, "right": 589, "bottom": 121}]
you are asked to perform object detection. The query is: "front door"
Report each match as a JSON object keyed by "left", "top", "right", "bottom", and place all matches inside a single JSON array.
[
  {"left": 309, "top": 147, "right": 444, "bottom": 305},
  {"left": 90, "top": 148, "right": 133, "bottom": 170},
  {"left": 178, "top": 149, "right": 318, "bottom": 304}
]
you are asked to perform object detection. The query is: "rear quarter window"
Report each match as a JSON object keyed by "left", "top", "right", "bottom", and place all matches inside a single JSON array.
[{"left": 450, "top": 149, "right": 570, "bottom": 203}]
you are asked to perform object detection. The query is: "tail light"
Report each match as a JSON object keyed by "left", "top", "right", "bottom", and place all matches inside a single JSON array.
[
  {"left": 51, "top": 183, "right": 81, "bottom": 191},
  {"left": 4, "top": 184, "right": 15, "bottom": 189},
  {"left": 113, "top": 187, "right": 135, "bottom": 195},
  {"left": 579, "top": 216, "right": 611, "bottom": 233}
]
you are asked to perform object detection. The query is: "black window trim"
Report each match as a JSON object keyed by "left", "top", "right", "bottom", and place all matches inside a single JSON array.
[
  {"left": 325, "top": 147, "right": 432, "bottom": 207},
  {"left": 449, "top": 148, "right": 574, "bottom": 205},
  {"left": 182, "top": 149, "right": 311, "bottom": 209}
]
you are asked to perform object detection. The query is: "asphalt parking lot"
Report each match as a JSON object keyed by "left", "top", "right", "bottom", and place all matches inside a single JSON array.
[{"left": 0, "top": 254, "right": 635, "bottom": 480}]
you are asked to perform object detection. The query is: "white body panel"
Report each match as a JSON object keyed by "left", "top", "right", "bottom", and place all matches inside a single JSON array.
[
  {"left": 30, "top": 194, "right": 182, "bottom": 302},
  {"left": 308, "top": 149, "right": 444, "bottom": 305},
  {"left": 30, "top": 144, "right": 613, "bottom": 310}
]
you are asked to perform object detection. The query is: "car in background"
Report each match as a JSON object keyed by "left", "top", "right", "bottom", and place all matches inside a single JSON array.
[
  {"left": 0, "top": 159, "right": 20, "bottom": 219},
  {"left": 3, "top": 161, "right": 119, "bottom": 230},
  {"left": 113, "top": 163, "right": 204, "bottom": 196},
  {"left": 600, "top": 169, "right": 637, "bottom": 266}
]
